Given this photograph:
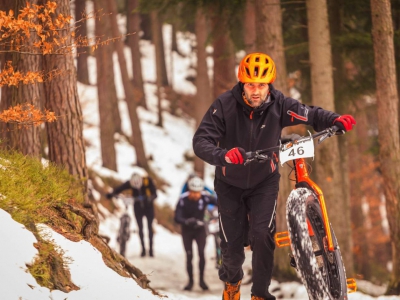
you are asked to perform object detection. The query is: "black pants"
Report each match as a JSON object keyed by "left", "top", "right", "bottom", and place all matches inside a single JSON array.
[
  {"left": 133, "top": 201, "right": 154, "bottom": 252},
  {"left": 216, "top": 173, "right": 280, "bottom": 298},
  {"left": 181, "top": 226, "right": 207, "bottom": 282}
]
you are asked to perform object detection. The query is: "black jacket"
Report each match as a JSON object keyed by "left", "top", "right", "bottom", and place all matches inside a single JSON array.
[
  {"left": 192, "top": 83, "right": 340, "bottom": 189},
  {"left": 174, "top": 191, "right": 217, "bottom": 227},
  {"left": 112, "top": 177, "right": 157, "bottom": 203}
]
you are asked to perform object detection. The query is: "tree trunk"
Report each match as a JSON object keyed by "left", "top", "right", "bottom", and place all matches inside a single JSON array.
[
  {"left": 42, "top": 0, "right": 88, "bottom": 199},
  {"left": 126, "top": 0, "right": 146, "bottom": 108},
  {"left": 171, "top": 23, "right": 179, "bottom": 53},
  {"left": 0, "top": 84, "right": 11, "bottom": 150},
  {"left": 151, "top": 10, "right": 164, "bottom": 127},
  {"left": 211, "top": 8, "right": 236, "bottom": 99},
  {"left": 244, "top": 0, "right": 256, "bottom": 53},
  {"left": 371, "top": 0, "right": 400, "bottom": 293},
  {"left": 95, "top": 0, "right": 117, "bottom": 171},
  {"left": 11, "top": 53, "right": 42, "bottom": 157},
  {"left": 140, "top": 13, "right": 152, "bottom": 41},
  {"left": 75, "top": 0, "right": 90, "bottom": 84},
  {"left": 306, "top": 0, "right": 353, "bottom": 272},
  {"left": 102, "top": 42, "right": 122, "bottom": 133},
  {"left": 94, "top": 0, "right": 122, "bottom": 134},
  {"left": 255, "top": 0, "right": 298, "bottom": 280},
  {"left": 328, "top": 0, "right": 354, "bottom": 276},
  {"left": 0, "top": 0, "right": 41, "bottom": 157},
  {"left": 348, "top": 98, "right": 374, "bottom": 279},
  {"left": 193, "top": 9, "right": 212, "bottom": 177},
  {"left": 150, "top": 11, "right": 169, "bottom": 88},
  {"left": 106, "top": 0, "right": 149, "bottom": 170}
]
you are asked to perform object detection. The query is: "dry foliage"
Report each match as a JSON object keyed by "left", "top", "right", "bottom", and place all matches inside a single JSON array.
[
  {"left": 0, "top": 60, "right": 64, "bottom": 87},
  {"left": 0, "top": 1, "right": 135, "bottom": 126},
  {"left": 0, "top": 103, "right": 56, "bottom": 126},
  {"left": 0, "top": 1, "right": 85, "bottom": 55},
  {"left": 0, "top": 1, "right": 133, "bottom": 55}
]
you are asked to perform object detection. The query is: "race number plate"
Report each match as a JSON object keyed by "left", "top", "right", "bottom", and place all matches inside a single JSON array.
[
  {"left": 279, "top": 134, "right": 314, "bottom": 165},
  {"left": 208, "top": 220, "right": 219, "bottom": 234}
]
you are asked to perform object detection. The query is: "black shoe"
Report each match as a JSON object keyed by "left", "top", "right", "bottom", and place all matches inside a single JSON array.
[
  {"left": 199, "top": 280, "right": 209, "bottom": 290},
  {"left": 184, "top": 281, "right": 193, "bottom": 291},
  {"left": 141, "top": 249, "right": 146, "bottom": 257},
  {"left": 149, "top": 249, "right": 154, "bottom": 257}
]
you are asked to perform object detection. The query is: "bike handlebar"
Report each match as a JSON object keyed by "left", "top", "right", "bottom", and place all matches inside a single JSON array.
[{"left": 244, "top": 125, "right": 343, "bottom": 165}]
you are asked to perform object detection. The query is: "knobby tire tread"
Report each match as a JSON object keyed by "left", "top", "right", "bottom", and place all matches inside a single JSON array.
[{"left": 286, "top": 188, "right": 348, "bottom": 300}]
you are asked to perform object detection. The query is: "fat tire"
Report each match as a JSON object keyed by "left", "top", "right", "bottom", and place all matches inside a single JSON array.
[{"left": 287, "top": 187, "right": 348, "bottom": 300}]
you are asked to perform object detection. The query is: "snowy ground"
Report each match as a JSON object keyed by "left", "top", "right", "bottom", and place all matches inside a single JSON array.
[{"left": 1, "top": 205, "right": 398, "bottom": 300}]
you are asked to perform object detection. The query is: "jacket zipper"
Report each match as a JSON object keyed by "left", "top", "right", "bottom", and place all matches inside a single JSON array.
[{"left": 247, "top": 110, "right": 254, "bottom": 188}]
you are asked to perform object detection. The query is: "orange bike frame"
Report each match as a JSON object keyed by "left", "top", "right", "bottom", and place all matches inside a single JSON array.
[{"left": 294, "top": 157, "right": 335, "bottom": 252}]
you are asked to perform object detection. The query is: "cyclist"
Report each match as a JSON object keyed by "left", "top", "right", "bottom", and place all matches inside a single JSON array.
[
  {"left": 107, "top": 173, "right": 157, "bottom": 257},
  {"left": 174, "top": 176, "right": 217, "bottom": 291},
  {"left": 192, "top": 52, "right": 356, "bottom": 300},
  {"left": 181, "top": 172, "right": 215, "bottom": 195}
]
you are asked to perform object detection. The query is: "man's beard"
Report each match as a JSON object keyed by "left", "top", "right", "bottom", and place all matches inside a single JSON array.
[{"left": 244, "top": 94, "right": 268, "bottom": 108}]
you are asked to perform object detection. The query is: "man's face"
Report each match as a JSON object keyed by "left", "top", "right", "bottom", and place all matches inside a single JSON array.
[
  {"left": 188, "top": 191, "right": 201, "bottom": 201},
  {"left": 243, "top": 83, "right": 269, "bottom": 108}
]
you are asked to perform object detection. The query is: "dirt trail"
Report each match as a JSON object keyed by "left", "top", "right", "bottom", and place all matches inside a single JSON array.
[{"left": 123, "top": 224, "right": 255, "bottom": 300}]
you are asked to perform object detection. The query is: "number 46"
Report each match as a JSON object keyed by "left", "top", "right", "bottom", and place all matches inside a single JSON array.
[{"left": 288, "top": 146, "right": 304, "bottom": 157}]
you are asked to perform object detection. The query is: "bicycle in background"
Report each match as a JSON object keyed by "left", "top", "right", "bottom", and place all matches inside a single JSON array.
[
  {"left": 205, "top": 204, "right": 222, "bottom": 269},
  {"left": 113, "top": 195, "right": 134, "bottom": 257}
]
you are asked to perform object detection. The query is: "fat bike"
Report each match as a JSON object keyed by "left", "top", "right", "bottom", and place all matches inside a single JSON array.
[{"left": 245, "top": 126, "right": 357, "bottom": 300}]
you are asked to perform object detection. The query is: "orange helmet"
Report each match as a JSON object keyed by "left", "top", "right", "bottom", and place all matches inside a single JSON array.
[{"left": 238, "top": 52, "right": 276, "bottom": 84}]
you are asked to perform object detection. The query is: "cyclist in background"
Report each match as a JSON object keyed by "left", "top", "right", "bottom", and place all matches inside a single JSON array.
[
  {"left": 181, "top": 173, "right": 221, "bottom": 268},
  {"left": 174, "top": 176, "right": 217, "bottom": 291},
  {"left": 107, "top": 173, "right": 157, "bottom": 257},
  {"left": 181, "top": 172, "right": 215, "bottom": 195}
]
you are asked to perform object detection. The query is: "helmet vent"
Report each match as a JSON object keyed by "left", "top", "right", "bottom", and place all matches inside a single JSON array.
[
  {"left": 265, "top": 58, "right": 269, "bottom": 64},
  {"left": 246, "top": 57, "right": 250, "bottom": 63},
  {"left": 245, "top": 67, "right": 251, "bottom": 77},
  {"left": 262, "top": 68, "right": 268, "bottom": 78},
  {"left": 254, "top": 66, "right": 259, "bottom": 76},
  {"left": 255, "top": 56, "right": 260, "bottom": 62}
]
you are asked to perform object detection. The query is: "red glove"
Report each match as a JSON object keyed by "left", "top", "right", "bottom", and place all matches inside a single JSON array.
[
  {"left": 225, "top": 147, "right": 246, "bottom": 164},
  {"left": 333, "top": 115, "right": 356, "bottom": 132}
]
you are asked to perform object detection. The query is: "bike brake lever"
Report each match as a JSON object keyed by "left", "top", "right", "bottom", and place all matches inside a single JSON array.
[
  {"left": 244, "top": 158, "right": 254, "bottom": 166},
  {"left": 244, "top": 151, "right": 255, "bottom": 166},
  {"left": 318, "top": 134, "right": 330, "bottom": 144}
]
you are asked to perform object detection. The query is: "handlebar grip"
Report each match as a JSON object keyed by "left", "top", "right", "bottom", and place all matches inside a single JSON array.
[
  {"left": 246, "top": 151, "right": 254, "bottom": 159},
  {"left": 331, "top": 125, "right": 344, "bottom": 135}
]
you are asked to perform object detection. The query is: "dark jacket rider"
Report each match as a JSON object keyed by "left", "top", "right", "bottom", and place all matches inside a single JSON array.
[
  {"left": 175, "top": 176, "right": 217, "bottom": 292},
  {"left": 107, "top": 173, "right": 157, "bottom": 257},
  {"left": 192, "top": 52, "right": 356, "bottom": 300}
]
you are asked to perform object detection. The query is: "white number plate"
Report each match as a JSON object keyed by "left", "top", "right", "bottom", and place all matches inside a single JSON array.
[
  {"left": 208, "top": 220, "right": 219, "bottom": 234},
  {"left": 279, "top": 134, "right": 314, "bottom": 166}
]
